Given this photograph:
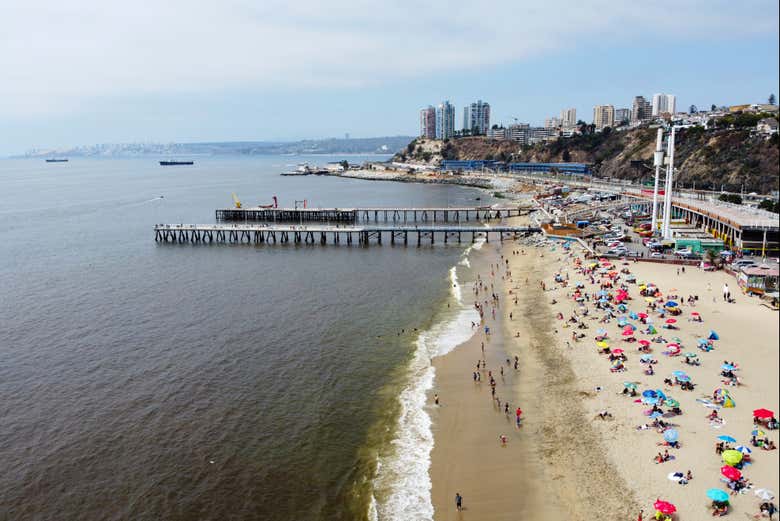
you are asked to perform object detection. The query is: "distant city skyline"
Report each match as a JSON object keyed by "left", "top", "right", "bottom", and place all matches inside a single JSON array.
[{"left": 1, "top": 0, "right": 778, "bottom": 155}]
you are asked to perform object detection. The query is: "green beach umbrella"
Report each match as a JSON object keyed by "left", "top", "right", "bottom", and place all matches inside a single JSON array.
[
  {"left": 623, "top": 382, "right": 637, "bottom": 390},
  {"left": 665, "top": 398, "right": 680, "bottom": 408},
  {"left": 684, "top": 352, "right": 698, "bottom": 358}
]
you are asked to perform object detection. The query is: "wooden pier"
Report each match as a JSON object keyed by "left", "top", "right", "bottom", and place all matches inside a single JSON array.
[
  {"left": 215, "top": 206, "right": 531, "bottom": 223},
  {"left": 155, "top": 224, "right": 541, "bottom": 246}
]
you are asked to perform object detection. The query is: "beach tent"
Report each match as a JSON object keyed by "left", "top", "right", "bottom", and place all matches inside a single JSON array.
[
  {"left": 723, "top": 394, "right": 735, "bottom": 408},
  {"left": 708, "top": 330, "right": 720, "bottom": 340}
]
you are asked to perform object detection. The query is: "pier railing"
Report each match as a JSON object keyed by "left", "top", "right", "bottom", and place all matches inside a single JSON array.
[{"left": 215, "top": 206, "right": 532, "bottom": 223}]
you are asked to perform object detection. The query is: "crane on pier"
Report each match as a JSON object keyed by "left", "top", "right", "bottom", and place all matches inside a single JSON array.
[{"left": 232, "top": 193, "right": 242, "bottom": 209}]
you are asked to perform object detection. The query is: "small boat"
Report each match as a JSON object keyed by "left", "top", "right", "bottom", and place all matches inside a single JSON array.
[
  {"left": 160, "top": 160, "right": 194, "bottom": 166},
  {"left": 45, "top": 158, "right": 68, "bottom": 163}
]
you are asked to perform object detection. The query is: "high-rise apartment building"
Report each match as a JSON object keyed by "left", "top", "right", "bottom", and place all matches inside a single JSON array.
[
  {"left": 593, "top": 105, "right": 615, "bottom": 130},
  {"left": 436, "top": 101, "right": 455, "bottom": 139},
  {"left": 463, "top": 100, "right": 490, "bottom": 135},
  {"left": 419, "top": 106, "right": 436, "bottom": 139},
  {"left": 560, "top": 108, "right": 577, "bottom": 128},
  {"left": 652, "top": 93, "right": 676, "bottom": 116},
  {"left": 614, "top": 108, "right": 631, "bottom": 124},
  {"left": 632, "top": 96, "right": 653, "bottom": 123},
  {"left": 544, "top": 117, "right": 562, "bottom": 128}
]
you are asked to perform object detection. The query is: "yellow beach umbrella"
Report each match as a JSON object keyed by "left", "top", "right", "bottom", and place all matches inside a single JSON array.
[
  {"left": 722, "top": 449, "right": 743, "bottom": 466},
  {"left": 645, "top": 297, "right": 655, "bottom": 303},
  {"left": 597, "top": 341, "right": 609, "bottom": 349}
]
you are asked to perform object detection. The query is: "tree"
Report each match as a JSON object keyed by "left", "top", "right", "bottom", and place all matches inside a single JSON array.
[
  {"left": 759, "top": 199, "right": 779, "bottom": 213},
  {"left": 689, "top": 104, "right": 697, "bottom": 114},
  {"left": 562, "top": 149, "right": 571, "bottom": 162},
  {"left": 711, "top": 104, "right": 717, "bottom": 111},
  {"left": 339, "top": 160, "right": 349, "bottom": 170},
  {"left": 770, "top": 93, "right": 777, "bottom": 105}
]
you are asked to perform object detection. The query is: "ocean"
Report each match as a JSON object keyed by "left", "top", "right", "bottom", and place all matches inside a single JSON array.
[{"left": 0, "top": 156, "right": 493, "bottom": 520}]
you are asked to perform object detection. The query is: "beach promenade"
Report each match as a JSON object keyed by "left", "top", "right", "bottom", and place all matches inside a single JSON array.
[{"left": 426, "top": 217, "right": 779, "bottom": 520}]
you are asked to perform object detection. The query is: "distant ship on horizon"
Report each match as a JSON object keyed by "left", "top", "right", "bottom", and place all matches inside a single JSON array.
[
  {"left": 159, "top": 160, "right": 194, "bottom": 166},
  {"left": 45, "top": 158, "right": 68, "bottom": 163}
]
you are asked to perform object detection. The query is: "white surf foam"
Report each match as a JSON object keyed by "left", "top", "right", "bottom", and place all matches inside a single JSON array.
[{"left": 372, "top": 263, "right": 479, "bottom": 520}]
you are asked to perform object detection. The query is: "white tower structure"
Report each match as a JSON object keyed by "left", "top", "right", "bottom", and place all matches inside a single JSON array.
[
  {"left": 651, "top": 128, "right": 664, "bottom": 233},
  {"left": 661, "top": 127, "right": 676, "bottom": 239}
]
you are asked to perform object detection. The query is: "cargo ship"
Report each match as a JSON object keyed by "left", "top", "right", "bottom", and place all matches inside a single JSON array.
[
  {"left": 45, "top": 158, "right": 68, "bottom": 163},
  {"left": 160, "top": 160, "right": 194, "bottom": 166}
]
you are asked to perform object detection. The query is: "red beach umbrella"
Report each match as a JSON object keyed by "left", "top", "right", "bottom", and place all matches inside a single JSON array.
[
  {"left": 638, "top": 340, "right": 651, "bottom": 346},
  {"left": 754, "top": 408, "right": 775, "bottom": 419},
  {"left": 613, "top": 348, "right": 624, "bottom": 354},
  {"left": 691, "top": 311, "right": 700, "bottom": 316},
  {"left": 665, "top": 318, "right": 677, "bottom": 324},
  {"left": 666, "top": 343, "right": 680, "bottom": 348},
  {"left": 721, "top": 465, "right": 742, "bottom": 481},
  {"left": 622, "top": 330, "right": 634, "bottom": 336},
  {"left": 653, "top": 500, "right": 676, "bottom": 514},
  {"left": 638, "top": 313, "right": 648, "bottom": 318}
]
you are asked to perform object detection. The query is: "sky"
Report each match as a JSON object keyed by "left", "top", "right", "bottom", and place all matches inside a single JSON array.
[{"left": 1, "top": 0, "right": 779, "bottom": 155}]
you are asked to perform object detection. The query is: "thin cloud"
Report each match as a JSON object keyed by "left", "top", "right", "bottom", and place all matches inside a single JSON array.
[{"left": 1, "top": 0, "right": 777, "bottom": 118}]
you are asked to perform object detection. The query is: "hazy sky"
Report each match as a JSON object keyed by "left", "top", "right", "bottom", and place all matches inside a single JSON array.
[{"left": 2, "top": 0, "right": 779, "bottom": 154}]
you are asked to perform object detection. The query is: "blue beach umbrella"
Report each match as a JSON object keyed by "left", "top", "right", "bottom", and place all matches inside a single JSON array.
[
  {"left": 597, "top": 328, "right": 607, "bottom": 335},
  {"left": 707, "top": 489, "right": 729, "bottom": 503},
  {"left": 598, "top": 290, "right": 608, "bottom": 296},
  {"left": 676, "top": 374, "right": 691, "bottom": 382},
  {"left": 672, "top": 370, "right": 688, "bottom": 378},
  {"left": 649, "top": 411, "right": 663, "bottom": 419},
  {"left": 629, "top": 311, "right": 638, "bottom": 320},
  {"left": 698, "top": 338, "right": 709, "bottom": 345},
  {"left": 721, "top": 364, "right": 736, "bottom": 371},
  {"left": 655, "top": 389, "right": 667, "bottom": 401},
  {"left": 642, "top": 390, "right": 658, "bottom": 398},
  {"left": 735, "top": 445, "right": 752, "bottom": 454},
  {"left": 599, "top": 297, "right": 609, "bottom": 303},
  {"left": 642, "top": 396, "right": 659, "bottom": 405},
  {"left": 718, "top": 435, "right": 737, "bottom": 443},
  {"left": 665, "top": 301, "right": 678, "bottom": 307},
  {"left": 640, "top": 354, "right": 654, "bottom": 362},
  {"left": 663, "top": 429, "right": 679, "bottom": 442},
  {"left": 708, "top": 330, "right": 720, "bottom": 340}
]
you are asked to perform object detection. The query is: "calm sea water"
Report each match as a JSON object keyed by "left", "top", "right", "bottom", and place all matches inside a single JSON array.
[{"left": 0, "top": 156, "right": 492, "bottom": 520}]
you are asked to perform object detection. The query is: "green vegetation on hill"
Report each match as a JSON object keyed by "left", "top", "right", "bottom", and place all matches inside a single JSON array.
[{"left": 396, "top": 125, "right": 779, "bottom": 193}]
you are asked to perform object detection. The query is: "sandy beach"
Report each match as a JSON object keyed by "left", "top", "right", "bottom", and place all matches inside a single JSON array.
[{"left": 428, "top": 220, "right": 779, "bottom": 520}]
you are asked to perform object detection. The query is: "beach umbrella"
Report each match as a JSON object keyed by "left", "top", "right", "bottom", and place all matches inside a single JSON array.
[
  {"left": 708, "top": 330, "right": 719, "bottom": 340},
  {"left": 653, "top": 500, "right": 676, "bottom": 515},
  {"left": 617, "top": 304, "right": 628, "bottom": 312},
  {"left": 717, "top": 435, "right": 737, "bottom": 443},
  {"left": 622, "top": 329, "right": 634, "bottom": 336},
  {"left": 665, "top": 398, "right": 680, "bottom": 408},
  {"left": 638, "top": 312, "right": 648, "bottom": 319},
  {"left": 667, "top": 343, "right": 680, "bottom": 349},
  {"left": 672, "top": 370, "right": 688, "bottom": 378},
  {"left": 734, "top": 445, "right": 752, "bottom": 454},
  {"left": 755, "top": 489, "right": 775, "bottom": 501},
  {"left": 723, "top": 395, "right": 735, "bottom": 408},
  {"left": 628, "top": 312, "right": 638, "bottom": 320},
  {"left": 675, "top": 374, "right": 690, "bottom": 382},
  {"left": 665, "top": 301, "right": 678, "bottom": 307},
  {"left": 698, "top": 338, "right": 709, "bottom": 345},
  {"left": 596, "top": 341, "right": 609, "bottom": 349},
  {"left": 644, "top": 297, "right": 655, "bottom": 303},
  {"left": 752, "top": 429, "right": 766, "bottom": 437},
  {"left": 691, "top": 311, "right": 700, "bottom": 316},
  {"left": 684, "top": 352, "right": 698, "bottom": 358},
  {"left": 722, "top": 449, "right": 743, "bottom": 466},
  {"left": 648, "top": 411, "right": 663, "bottom": 419},
  {"left": 640, "top": 354, "right": 654, "bottom": 362},
  {"left": 663, "top": 429, "right": 678, "bottom": 442},
  {"left": 638, "top": 339, "right": 651, "bottom": 347},
  {"left": 655, "top": 389, "right": 667, "bottom": 400},
  {"left": 647, "top": 325, "right": 657, "bottom": 334},
  {"left": 642, "top": 390, "right": 658, "bottom": 398},
  {"left": 612, "top": 348, "right": 624, "bottom": 354},
  {"left": 623, "top": 382, "right": 637, "bottom": 390},
  {"left": 642, "top": 396, "right": 659, "bottom": 405},
  {"left": 721, "top": 364, "right": 736, "bottom": 371},
  {"left": 707, "top": 489, "right": 730, "bottom": 503},
  {"left": 596, "top": 328, "right": 607, "bottom": 335},
  {"left": 753, "top": 408, "right": 775, "bottom": 419},
  {"left": 721, "top": 465, "right": 742, "bottom": 481},
  {"left": 665, "top": 318, "right": 677, "bottom": 324}
]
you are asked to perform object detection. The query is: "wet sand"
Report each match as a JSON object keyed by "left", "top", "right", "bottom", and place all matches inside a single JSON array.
[{"left": 428, "top": 221, "right": 638, "bottom": 520}]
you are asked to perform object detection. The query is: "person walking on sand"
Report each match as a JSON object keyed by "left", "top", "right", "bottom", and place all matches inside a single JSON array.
[
  {"left": 637, "top": 509, "right": 643, "bottom": 521},
  {"left": 455, "top": 493, "right": 462, "bottom": 511},
  {"left": 723, "top": 283, "right": 730, "bottom": 302},
  {"left": 434, "top": 394, "right": 439, "bottom": 405}
]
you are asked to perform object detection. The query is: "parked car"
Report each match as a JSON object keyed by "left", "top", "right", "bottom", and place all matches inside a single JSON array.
[
  {"left": 674, "top": 248, "right": 692, "bottom": 256},
  {"left": 650, "top": 252, "right": 664, "bottom": 258}
]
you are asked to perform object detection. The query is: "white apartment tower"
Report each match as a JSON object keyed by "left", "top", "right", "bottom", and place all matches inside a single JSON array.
[
  {"left": 652, "top": 93, "right": 677, "bottom": 116},
  {"left": 560, "top": 108, "right": 577, "bottom": 128},
  {"left": 463, "top": 100, "right": 491, "bottom": 135}
]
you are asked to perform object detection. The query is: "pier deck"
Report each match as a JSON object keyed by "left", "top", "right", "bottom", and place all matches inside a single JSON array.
[
  {"left": 215, "top": 206, "right": 532, "bottom": 223},
  {"left": 155, "top": 224, "right": 541, "bottom": 246}
]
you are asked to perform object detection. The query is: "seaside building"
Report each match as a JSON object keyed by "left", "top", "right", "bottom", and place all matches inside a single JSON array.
[
  {"left": 436, "top": 101, "right": 456, "bottom": 139},
  {"left": 593, "top": 105, "right": 615, "bottom": 130},
  {"left": 545, "top": 116, "right": 562, "bottom": 128},
  {"left": 528, "top": 127, "right": 557, "bottom": 143},
  {"left": 463, "top": 100, "right": 491, "bottom": 135},
  {"left": 614, "top": 108, "right": 631, "bottom": 125},
  {"left": 507, "top": 123, "right": 531, "bottom": 143},
  {"left": 632, "top": 96, "right": 653, "bottom": 123},
  {"left": 486, "top": 127, "right": 508, "bottom": 140},
  {"left": 419, "top": 106, "right": 436, "bottom": 139},
  {"left": 652, "top": 93, "right": 677, "bottom": 116},
  {"left": 560, "top": 108, "right": 577, "bottom": 128}
]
